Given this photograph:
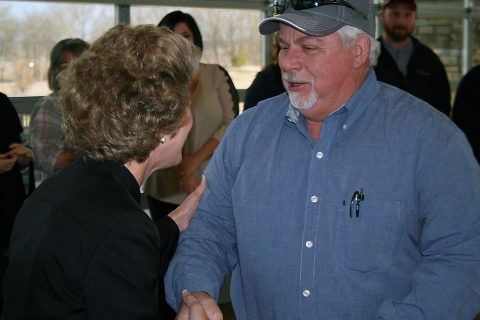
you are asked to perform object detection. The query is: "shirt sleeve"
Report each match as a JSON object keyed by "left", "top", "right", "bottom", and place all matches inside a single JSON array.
[
  {"left": 29, "top": 95, "right": 64, "bottom": 176},
  {"left": 211, "top": 65, "right": 236, "bottom": 142},
  {"left": 375, "top": 119, "right": 480, "bottom": 319},
  {"left": 83, "top": 213, "right": 161, "bottom": 320},
  {"left": 164, "top": 121, "right": 242, "bottom": 311}
]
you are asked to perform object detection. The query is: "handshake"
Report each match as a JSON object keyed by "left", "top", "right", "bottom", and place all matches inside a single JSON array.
[{"left": 176, "top": 290, "right": 223, "bottom": 320}]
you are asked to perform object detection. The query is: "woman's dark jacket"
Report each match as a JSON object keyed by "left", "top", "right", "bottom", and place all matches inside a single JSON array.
[{"left": 1, "top": 156, "right": 179, "bottom": 319}]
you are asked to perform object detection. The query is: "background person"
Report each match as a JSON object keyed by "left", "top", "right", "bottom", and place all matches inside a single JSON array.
[
  {"left": 144, "top": 11, "right": 237, "bottom": 226},
  {"left": 165, "top": 0, "right": 480, "bottom": 319},
  {"left": 243, "top": 33, "right": 284, "bottom": 111},
  {"left": 2, "top": 24, "right": 203, "bottom": 320},
  {"left": 0, "top": 92, "right": 33, "bottom": 316},
  {"left": 452, "top": 64, "right": 480, "bottom": 163},
  {"left": 374, "top": 0, "right": 451, "bottom": 116},
  {"left": 29, "top": 38, "right": 89, "bottom": 179}
]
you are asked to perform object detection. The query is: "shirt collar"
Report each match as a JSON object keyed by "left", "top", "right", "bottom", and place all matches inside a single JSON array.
[
  {"left": 342, "top": 70, "right": 378, "bottom": 128},
  {"left": 286, "top": 103, "right": 300, "bottom": 124}
]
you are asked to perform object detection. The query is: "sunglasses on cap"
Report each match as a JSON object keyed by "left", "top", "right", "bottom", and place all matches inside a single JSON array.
[{"left": 273, "top": 0, "right": 367, "bottom": 19}]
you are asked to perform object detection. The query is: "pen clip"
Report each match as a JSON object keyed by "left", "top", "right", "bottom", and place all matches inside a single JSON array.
[{"left": 349, "top": 188, "right": 364, "bottom": 218}]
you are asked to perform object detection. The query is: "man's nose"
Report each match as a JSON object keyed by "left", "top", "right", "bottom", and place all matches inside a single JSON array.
[{"left": 280, "top": 49, "right": 302, "bottom": 73}]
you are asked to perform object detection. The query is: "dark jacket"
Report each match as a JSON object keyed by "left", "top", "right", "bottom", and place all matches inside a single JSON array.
[
  {"left": 0, "top": 93, "right": 25, "bottom": 248},
  {"left": 244, "top": 63, "right": 285, "bottom": 111},
  {"left": 1, "top": 157, "right": 179, "bottom": 320},
  {"left": 452, "top": 65, "right": 480, "bottom": 163},
  {"left": 374, "top": 36, "right": 451, "bottom": 116}
]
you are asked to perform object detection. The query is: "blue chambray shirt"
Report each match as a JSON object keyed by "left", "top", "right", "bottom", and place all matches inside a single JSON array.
[{"left": 165, "top": 71, "right": 480, "bottom": 319}]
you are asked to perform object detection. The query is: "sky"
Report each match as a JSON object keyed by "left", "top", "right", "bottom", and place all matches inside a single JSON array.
[{"left": 6, "top": 1, "right": 50, "bottom": 17}]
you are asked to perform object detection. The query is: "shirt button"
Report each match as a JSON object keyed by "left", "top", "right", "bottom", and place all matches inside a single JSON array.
[
  {"left": 303, "top": 290, "right": 310, "bottom": 297},
  {"left": 343, "top": 124, "right": 348, "bottom": 130},
  {"left": 310, "top": 196, "right": 318, "bottom": 203},
  {"left": 316, "top": 151, "right": 324, "bottom": 159},
  {"left": 305, "top": 241, "right": 313, "bottom": 248}
]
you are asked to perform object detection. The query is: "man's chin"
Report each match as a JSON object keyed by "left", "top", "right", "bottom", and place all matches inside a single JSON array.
[
  {"left": 387, "top": 30, "right": 411, "bottom": 42},
  {"left": 290, "top": 100, "right": 315, "bottom": 111}
]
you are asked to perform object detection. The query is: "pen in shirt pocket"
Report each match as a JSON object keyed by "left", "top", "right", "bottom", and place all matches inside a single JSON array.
[{"left": 348, "top": 188, "right": 364, "bottom": 218}]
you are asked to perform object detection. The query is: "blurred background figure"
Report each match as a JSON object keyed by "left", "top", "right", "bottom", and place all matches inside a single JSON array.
[
  {"left": 243, "top": 32, "right": 284, "bottom": 111},
  {"left": 144, "top": 15, "right": 237, "bottom": 317},
  {"left": 452, "top": 64, "right": 480, "bottom": 163},
  {"left": 2, "top": 24, "right": 203, "bottom": 320},
  {"left": 0, "top": 92, "right": 33, "bottom": 315},
  {"left": 375, "top": 0, "right": 451, "bottom": 116},
  {"left": 29, "top": 38, "right": 89, "bottom": 180},
  {"left": 144, "top": 11, "right": 237, "bottom": 227}
]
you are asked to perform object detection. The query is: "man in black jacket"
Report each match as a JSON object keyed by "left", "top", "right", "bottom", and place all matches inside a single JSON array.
[
  {"left": 452, "top": 65, "right": 480, "bottom": 163},
  {"left": 374, "top": 0, "right": 451, "bottom": 116}
]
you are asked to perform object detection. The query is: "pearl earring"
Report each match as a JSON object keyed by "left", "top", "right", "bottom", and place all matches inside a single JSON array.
[{"left": 160, "top": 137, "right": 166, "bottom": 144}]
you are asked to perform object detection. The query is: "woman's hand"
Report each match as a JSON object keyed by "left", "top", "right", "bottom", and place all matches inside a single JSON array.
[
  {"left": 9, "top": 143, "right": 33, "bottom": 168},
  {"left": 169, "top": 175, "right": 206, "bottom": 232},
  {"left": 0, "top": 152, "right": 17, "bottom": 173}
]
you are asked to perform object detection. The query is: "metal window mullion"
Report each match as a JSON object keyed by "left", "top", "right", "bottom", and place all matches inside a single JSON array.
[
  {"left": 463, "top": 0, "right": 473, "bottom": 74},
  {"left": 115, "top": 4, "right": 130, "bottom": 25}
]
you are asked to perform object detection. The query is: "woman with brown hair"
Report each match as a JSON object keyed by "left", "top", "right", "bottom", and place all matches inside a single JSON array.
[{"left": 2, "top": 24, "right": 202, "bottom": 320}]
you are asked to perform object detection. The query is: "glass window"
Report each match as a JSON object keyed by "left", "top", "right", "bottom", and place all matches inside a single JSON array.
[
  {"left": 0, "top": 1, "right": 114, "bottom": 97},
  {"left": 472, "top": 16, "right": 480, "bottom": 67},
  {"left": 131, "top": 6, "right": 264, "bottom": 90},
  {"left": 413, "top": 15, "right": 463, "bottom": 90}
]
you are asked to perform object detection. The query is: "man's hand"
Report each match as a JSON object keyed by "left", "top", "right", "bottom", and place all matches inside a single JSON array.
[
  {"left": 176, "top": 290, "right": 223, "bottom": 320},
  {"left": 169, "top": 175, "right": 206, "bottom": 232}
]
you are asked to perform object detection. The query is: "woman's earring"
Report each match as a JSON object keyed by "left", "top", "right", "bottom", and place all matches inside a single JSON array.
[{"left": 160, "top": 137, "right": 166, "bottom": 144}]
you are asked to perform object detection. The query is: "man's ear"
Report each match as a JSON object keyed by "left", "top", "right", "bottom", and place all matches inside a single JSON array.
[{"left": 352, "top": 34, "right": 371, "bottom": 69}]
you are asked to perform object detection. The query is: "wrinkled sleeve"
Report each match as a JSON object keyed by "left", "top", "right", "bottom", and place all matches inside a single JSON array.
[
  {"left": 29, "top": 96, "right": 64, "bottom": 176},
  {"left": 376, "top": 119, "right": 480, "bottom": 319},
  {"left": 165, "top": 120, "right": 242, "bottom": 311}
]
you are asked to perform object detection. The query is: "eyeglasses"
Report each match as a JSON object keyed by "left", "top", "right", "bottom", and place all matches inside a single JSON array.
[{"left": 273, "top": 0, "right": 367, "bottom": 19}]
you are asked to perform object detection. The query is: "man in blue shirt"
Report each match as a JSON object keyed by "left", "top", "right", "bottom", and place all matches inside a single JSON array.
[{"left": 166, "top": 0, "right": 480, "bottom": 319}]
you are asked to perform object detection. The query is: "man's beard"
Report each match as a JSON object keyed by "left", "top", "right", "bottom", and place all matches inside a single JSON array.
[
  {"left": 282, "top": 72, "right": 318, "bottom": 110},
  {"left": 288, "top": 91, "right": 318, "bottom": 110},
  {"left": 384, "top": 25, "right": 412, "bottom": 42}
]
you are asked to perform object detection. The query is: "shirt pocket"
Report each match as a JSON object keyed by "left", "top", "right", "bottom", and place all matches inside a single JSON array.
[{"left": 335, "top": 199, "right": 401, "bottom": 273}]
